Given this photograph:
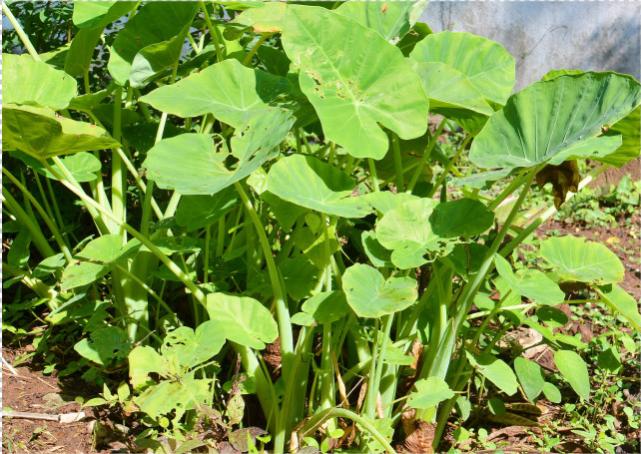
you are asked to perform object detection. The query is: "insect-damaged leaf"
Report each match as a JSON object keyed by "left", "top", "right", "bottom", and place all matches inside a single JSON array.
[
  {"left": 470, "top": 72, "right": 641, "bottom": 171},
  {"left": 335, "top": 0, "right": 428, "bottom": 42},
  {"left": 3, "top": 105, "right": 119, "bottom": 159},
  {"left": 266, "top": 155, "right": 371, "bottom": 218},
  {"left": 237, "top": 3, "right": 429, "bottom": 159},
  {"left": 540, "top": 235, "right": 624, "bottom": 285},
  {"left": 342, "top": 264, "right": 417, "bottom": 318},
  {"left": 144, "top": 109, "right": 294, "bottom": 195}
]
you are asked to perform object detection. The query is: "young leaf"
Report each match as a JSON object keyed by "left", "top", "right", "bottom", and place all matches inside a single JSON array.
[
  {"left": 407, "top": 377, "right": 455, "bottom": 409},
  {"left": 542, "top": 382, "right": 562, "bottom": 403},
  {"left": 300, "top": 291, "right": 350, "bottom": 325},
  {"left": 540, "top": 235, "right": 624, "bottom": 285},
  {"left": 266, "top": 155, "right": 372, "bottom": 218},
  {"left": 554, "top": 350, "right": 590, "bottom": 401},
  {"left": 514, "top": 357, "right": 545, "bottom": 402},
  {"left": 238, "top": 3, "right": 429, "bottom": 159},
  {"left": 494, "top": 254, "right": 565, "bottom": 306},
  {"left": 206, "top": 293, "right": 278, "bottom": 350},
  {"left": 3, "top": 54, "right": 77, "bottom": 110},
  {"left": 466, "top": 352, "right": 518, "bottom": 396},
  {"left": 342, "top": 264, "right": 417, "bottom": 318},
  {"left": 470, "top": 72, "right": 641, "bottom": 171},
  {"left": 598, "top": 285, "right": 641, "bottom": 332},
  {"left": 74, "top": 326, "right": 130, "bottom": 366}
]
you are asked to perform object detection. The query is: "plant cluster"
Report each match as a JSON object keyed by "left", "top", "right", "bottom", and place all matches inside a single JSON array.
[{"left": 2, "top": 1, "right": 641, "bottom": 452}]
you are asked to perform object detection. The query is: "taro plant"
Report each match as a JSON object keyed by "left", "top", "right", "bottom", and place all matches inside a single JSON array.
[{"left": 2, "top": 1, "right": 641, "bottom": 452}]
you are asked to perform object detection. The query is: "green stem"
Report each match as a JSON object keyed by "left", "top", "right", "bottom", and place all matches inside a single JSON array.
[
  {"left": 407, "top": 119, "right": 446, "bottom": 191},
  {"left": 2, "top": 190, "right": 55, "bottom": 258},
  {"left": 2, "top": 3, "right": 40, "bottom": 59},
  {"left": 200, "top": 0, "right": 223, "bottom": 61},
  {"left": 243, "top": 33, "right": 271, "bottom": 66},
  {"left": 368, "top": 159, "right": 380, "bottom": 192},
  {"left": 111, "top": 87, "right": 126, "bottom": 241},
  {"left": 391, "top": 134, "right": 405, "bottom": 192}
]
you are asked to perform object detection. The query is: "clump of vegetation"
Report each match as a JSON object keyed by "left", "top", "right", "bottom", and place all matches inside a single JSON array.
[{"left": 2, "top": 1, "right": 640, "bottom": 452}]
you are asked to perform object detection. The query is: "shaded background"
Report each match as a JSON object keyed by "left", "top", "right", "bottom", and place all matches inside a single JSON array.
[{"left": 421, "top": 2, "right": 641, "bottom": 90}]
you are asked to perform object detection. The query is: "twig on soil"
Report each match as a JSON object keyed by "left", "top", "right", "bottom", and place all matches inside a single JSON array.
[
  {"left": 3, "top": 410, "right": 86, "bottom": 423},
  {"left": 2, "top": 356, "right": 20, "bottom": 376}
]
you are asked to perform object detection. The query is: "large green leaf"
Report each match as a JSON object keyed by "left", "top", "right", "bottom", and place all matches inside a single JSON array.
[
  {"left": 64, "top": 27, "right": 103, "bottom": 77},
  {"left": 429, "top": 198, "right": 494, "bottom": 238},
  {"left": 410, "top": 31, "right": 515, "bottom": 105},
  {"left": 342, "top": 264, "right": 417, "bottom": 318},
  {"left": 514, "top": 357, "right": 545, "bottom": 402},
  {"left": 3, "top": 54, "right": 77, "bottom": 110},
  {"left": 141, "top": 59, "right": 294, "bottom": 128},
  {"left": 72, "top": 1, "right": 137, "bottom": 29},
  {"left": 266, "top": 155, "right": 371, "bottom": 218},
  {"left": 175, "top": 188, "right": 239, "bottom": 232},
  {"left": 335, "top": 0, "right": 428, "bottom": 42},
  {"left": 206, "top": 293, "right": 278, "bottom": 350},
  {"left": 3, "top": 104, "right": 119, "bottom": 158},
  {"left": 375, "top": 198, "right": 453, "bottom": 269},
  {"left": 144, "top": 110, "right": 294, "bottom": 195},
  {"left": 554, "top": 350, "right": 590, "bottom": 401},
  {"left": 540, "top": 235, "right": 624, "bottom": 285},
  {"left": 470, "top": 73, "right": 641, "bottom": 171},
  {"left": 601, "top": 107, "right": 641, "bottom": 167},
  {"left": 108, "top": 2, "right": 198, "bottom": 87},
  {"left": 238, "top": 3, "right": 429, "bottom": 159}
]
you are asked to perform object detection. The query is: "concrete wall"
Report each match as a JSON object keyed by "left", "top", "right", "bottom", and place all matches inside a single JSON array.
[{"left": 420, "top": 2, "right": 641, "bottom": 90}]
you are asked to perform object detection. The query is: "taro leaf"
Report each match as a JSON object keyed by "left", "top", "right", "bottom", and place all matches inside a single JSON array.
[
  {"left": 74, "top": 326, "right": 130, "bottom": 366},
  {"left": 342, "top": 264, "right": 417, "bottom": 318},
  {"left": 429, "top": 198, "right": 494, "bottom": 238},
  {"left": 77, "top": 234, "right": 137, "bottom": 264},
  {"left": 409, "top": 61, "right": 494, "bottom": 133},
  {"left": 364, "top": 191, "right": 419, "bottom": 215},
  {"left": 134, "top": 376, "right": 210, "bottom": 419},
  {"left": 161, "top": 322, "right": 226, "bottom": 373},
  {"left": 175, "top": 187, "right": 239, "bottom": 231},
  {"left": 72, "top": 1, "right": 137, "bottom": 29},
  {"left": 3, "top": 54, "right": 77, "bottom": 110},
  {"left": 3, "top": 104, "right": 119, "bottom": 158},
  {"left": 206, "top": 293, "right": 278, "bottom": 349},
  {"left": 335, "top": 0, "right": 428, "bottom": 42},
  {"left": 447, "top": 243, "right": 488, "bottom": 277},
  {"left": 262, "top": 192, "right": 307, "bottom": 231},
  {"left": 41, "top": 152, "right": 101, "bottom": 182},
  {"left": 599, "top": 285, "right": 641, "bottom": 332},
  {"left": 108, "top": 2, "right": 198, "bottom": 87},
  {"left": 541, "top": 69, "right": 585, "bottom": 81},
  {"left": 554, "top": 350, "right": 590, "bottom": 401},
  {"left": 129, "top": 345, "right": 164, "bottom": 388},
  {"left": 140, "top": 59, "right": 295, "bottom": 127},
  {"left": 64, "top": 27, "right": 103, "bottom": 77},
  {"left": 300, "top": 291, "right": 350, "bottom": 324},
  {"left": 407, "top": 377, "right": 455, "bottom": 410},
  {"left": 266, "top": 155, "right": 371, "bottom": 218},
  {"left": 61, "top": 262, "right": 109, "bottom": 291},
  {"left": 375, "top": 198, "right": 453, "bottom": 269},
  {"left": 410, "top": 31, "right": 516, "bottom": 105},
  {"left": 361, "top": 230, "right": 392, "bottom": 268},
  {"left": 144, "top": 110, "right": 294, "bottom": 195},
  {"left": 470, "top": 73, "right": 641, "bottom": 171},
  {"left": 280, "top": 256, "right": 321, "bottom": 300},
  {"left": 237, "top": 3, "right": 429, "bottom": 159},
  {"left": 542, "top": 382, "right": 562, "bottom": 403},
  {"left": 601, "top": 107, "right": 641, "bottom": 167},
  {"left": 494, "top": 254, "right": 565, "bottom": 306},
  {"left": 466, "top": 351, "right": 518, "bottom": 396},
  {"left": 8, "top": 231, "right": 31, "bottom": 268},
  {"left": 540, "top": 236, "right": 624, "bottom": 285},
  {"left": 514, "top": 357, "right": 545, "bottom": 402}
]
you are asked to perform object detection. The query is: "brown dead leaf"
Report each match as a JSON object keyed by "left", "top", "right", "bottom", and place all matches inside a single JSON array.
[{"left": 536, "top": 160, "right": 580, "bottom": 208}]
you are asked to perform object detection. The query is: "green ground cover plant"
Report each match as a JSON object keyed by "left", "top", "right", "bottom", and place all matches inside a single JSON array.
[{"left": 2, "top": 1, "right": 640, "bottom": 452}]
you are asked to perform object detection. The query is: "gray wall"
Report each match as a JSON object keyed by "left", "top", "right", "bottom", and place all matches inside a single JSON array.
[{"left": 421, "top": 2, "right": 641, "bottom": 90}]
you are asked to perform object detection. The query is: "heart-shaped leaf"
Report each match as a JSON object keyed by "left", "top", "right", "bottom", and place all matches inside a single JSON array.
[
  {"left": 144, "top": 110, "right": 294, "bottom": 195},
  {"left": 206, "top": 293, "right": 278, "bottom": 350},
  {"left": 238, "top": 3, "right": 429, "bottom": 159},
  {"left": 266, "top": 155, "right": 371, "bottom": 218},
  {"left": 470, "top": 73, "right": 641, "bottom": 171},
  {"left": 407, "top": 377, "right": 455, "bottom": 409},
  {"left": 429, "top": 198, "right": 494, "bottom": 238},
  {"left": 599, "top": 285, "right": 641, "bottom": 332},
  {"left": 342, "top": 264, "right": 417, "bottom": 318},
  {"left": 466, "top": 352, "right": 518, "bottom": 396},
  {"left": 410, "top": 31, "right": 515, "bottom": 106},
  {"left": 494, "top": 254, "right": 565, "bottom": 306},
  {"left": 514, "top": 357, "right": 545, "bottom": 402},
  {"left": 540, "top": 235, "right": 624, "bottom": 285}
]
